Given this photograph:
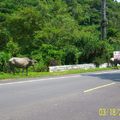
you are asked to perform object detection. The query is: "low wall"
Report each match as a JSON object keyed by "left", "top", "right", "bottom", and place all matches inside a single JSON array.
[{"left": 49, "top": 63, "right": 108, "bottom": 72}]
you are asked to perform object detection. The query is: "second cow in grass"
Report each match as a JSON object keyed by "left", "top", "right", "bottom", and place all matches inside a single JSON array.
[{"left": 110, "top": 57, "right": 120, "bottom": 69}]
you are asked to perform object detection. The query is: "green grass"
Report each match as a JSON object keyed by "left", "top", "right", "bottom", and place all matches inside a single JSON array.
[{"left": 0, "top": 67, "right": 113, "bottom": 80}]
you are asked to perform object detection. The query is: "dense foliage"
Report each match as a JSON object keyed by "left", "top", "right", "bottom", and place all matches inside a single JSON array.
[{"left": 0, "top": 0, "right": 120, "bottom": 71}]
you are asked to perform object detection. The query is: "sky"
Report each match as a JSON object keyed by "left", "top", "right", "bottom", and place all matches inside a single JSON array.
[{"left": 117, "top": 0, "right": 120, "bottom": 2}]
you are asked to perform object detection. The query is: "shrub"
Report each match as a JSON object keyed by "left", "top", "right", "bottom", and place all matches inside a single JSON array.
[
  {"left": 0, "top": 52, "right": 11, "bottom": 72},
  {"left": 5, "top": 39, "right": 20, "bottom": 56},
  {"left": 93, "top": 41, "right": 114, "bottom": 66},
  {"left": 31, "top": 44, "right": 64, "bottom": 71},
  {"left": 63, "top": 45, "right": 82, "bottom": 65}
]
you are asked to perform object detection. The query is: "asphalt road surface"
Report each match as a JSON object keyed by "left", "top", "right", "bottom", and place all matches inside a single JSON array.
[{"left": 0, "top": 70, "right": 120, "bottom": 120}]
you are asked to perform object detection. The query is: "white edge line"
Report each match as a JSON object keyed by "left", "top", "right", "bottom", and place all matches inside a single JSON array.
[
  {"left": 84, "top": 82, "right": 116, "bottom": 93},
  {"left": 0, "top": 75, "right": 80, "bottom": 86}
]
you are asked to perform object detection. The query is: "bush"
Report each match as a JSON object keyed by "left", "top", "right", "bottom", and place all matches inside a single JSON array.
[
  {"left": 34, "top": 62, "right": 48, "bottom": 72},
  {"left": 93, "top": 41, "right": 114, "bottom": 66},
  {"left": 63, "top": 45, "right": 82, "bottom": 65},
  {"left": 0, "top": 52, "right": 11, "bottom": 72},
  {"left": 31, "top": 44, "right": 64, "bottom": 70},
  {"left": 93, "top": 57, "right": 105, "bottom": 67},
  {"left": 5, "top": 39, "right": 20, "bottom": 56}
]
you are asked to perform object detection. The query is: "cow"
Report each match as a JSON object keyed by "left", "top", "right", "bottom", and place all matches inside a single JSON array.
[
  {"left": 9, "top": 57, "right": 37, "bottom": 75},
  {"left": 109, "top": 57, "right": 120, "bottom": 69}
]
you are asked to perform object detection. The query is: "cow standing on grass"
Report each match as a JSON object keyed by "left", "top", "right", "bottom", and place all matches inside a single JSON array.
[
  {"left": 9, "top": 57, "right": 37, "bottom": 76},
  {"left": 110, "top": 57, "right": 120, "bottom": 69}
]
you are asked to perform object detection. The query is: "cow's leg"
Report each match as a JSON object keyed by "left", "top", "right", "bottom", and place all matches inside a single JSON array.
[
  {"left": 9, "top": 65, "right": 12, "bottom": 73},
  {"left": 22, "top": 68, "right": 24, "bottom": 75},
  {"left": 117, "top": 64, "right": 119, "bottom": 69},
  {"left": 26, "top": 68, "right": 28, "bottom": 76},
  {"left": 9, "top": 63, "right": 12, "bottom": 73},
  {"left": 12, "top": 66, "right": 15, "bottom": 74},
  {"left": 114, "top": 63, "right": 118, "bottom": 69},
  {"left": 10, "top": 65, "right": 14, "bottom": 74},
  {"left": 18, "top": 69, "right": 20, "bottom": 74}
]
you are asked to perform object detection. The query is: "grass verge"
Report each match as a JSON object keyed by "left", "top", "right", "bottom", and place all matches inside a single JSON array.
[{"left": 0, "top": 67, "right": 113, "bottom": 80}]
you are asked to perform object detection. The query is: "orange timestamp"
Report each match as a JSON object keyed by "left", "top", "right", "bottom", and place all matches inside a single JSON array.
[{"left": 99, "top": 108, "right": 120, "bottom": 117}]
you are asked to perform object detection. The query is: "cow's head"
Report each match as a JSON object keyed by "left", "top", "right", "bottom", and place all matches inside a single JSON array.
[{"left": 29, "top": 59, "right": 37, "bottom": 66}]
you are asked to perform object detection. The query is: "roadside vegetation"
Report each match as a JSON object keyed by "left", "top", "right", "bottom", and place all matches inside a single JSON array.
[
  {"left": 0, "top": 0, "right": 120, "bottom": 76},
  {"left": 0, "top": 67, "right": 113, "bottom": 80}
]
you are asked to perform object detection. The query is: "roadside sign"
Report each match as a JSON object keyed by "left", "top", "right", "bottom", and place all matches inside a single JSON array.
[{"left": 113, "top": 51, "right": 120, "bottom": 60}]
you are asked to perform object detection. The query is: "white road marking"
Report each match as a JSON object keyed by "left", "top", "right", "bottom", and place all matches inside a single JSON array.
[
  {"left": 84, "top": 82, "right": 116, "bottom": 93},
  {"left": 0, "top": 75, "right": 80, "bottom": 86}
]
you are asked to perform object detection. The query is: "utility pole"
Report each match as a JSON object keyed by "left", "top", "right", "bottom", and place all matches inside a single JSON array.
[{"left": 101, "top": 0, "right": 107, "bottom": 40}]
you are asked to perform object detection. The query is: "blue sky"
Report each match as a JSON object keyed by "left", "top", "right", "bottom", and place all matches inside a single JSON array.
[{"left": 117, "top": 0, "right": 120, "bottom": 2}]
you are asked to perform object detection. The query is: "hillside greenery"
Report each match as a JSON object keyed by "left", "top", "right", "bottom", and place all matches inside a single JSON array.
[{"left": 0, "top": 0, "right": 120, "bottom": 72}]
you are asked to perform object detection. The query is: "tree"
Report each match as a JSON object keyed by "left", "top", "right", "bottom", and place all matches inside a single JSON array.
[{"left": 0, "top": 0, "right": 119, "bottom": 72}]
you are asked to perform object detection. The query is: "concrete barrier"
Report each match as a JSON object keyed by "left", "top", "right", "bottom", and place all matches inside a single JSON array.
[{"left": 49, "top": 63, "right": 108, "bottom": 72}]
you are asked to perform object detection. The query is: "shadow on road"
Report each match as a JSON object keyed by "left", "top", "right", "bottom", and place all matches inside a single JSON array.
[{"left": 82, "top": 72, "right": 120, "bottom": 82}]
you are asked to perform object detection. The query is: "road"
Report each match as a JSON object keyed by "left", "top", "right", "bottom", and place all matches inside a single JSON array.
[{"left": 0, "top": 70, "right": 120, "bottom": 120}]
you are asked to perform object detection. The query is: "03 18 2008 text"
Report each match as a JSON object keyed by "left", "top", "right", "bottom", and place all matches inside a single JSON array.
[{"left": 99, "top": 108, "right": 120, "bottom": 117}]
